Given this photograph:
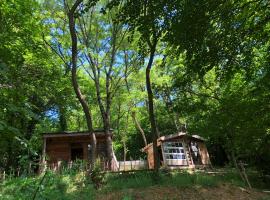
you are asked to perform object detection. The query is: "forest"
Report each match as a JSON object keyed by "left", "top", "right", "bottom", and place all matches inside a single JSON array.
[{"left": 0, "top": 0, "right": 270, "bottom": 199}]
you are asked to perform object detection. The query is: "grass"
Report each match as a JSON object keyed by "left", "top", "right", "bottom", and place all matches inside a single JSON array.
[
  {"left": 0, "top": 168, "right": 268, "bottom": 200},
  {"left": 102, "top": 169, "right": 246, "bottom": 192},
  {"left": 0, "top": 171, "right": 95, "bottom": 200}
]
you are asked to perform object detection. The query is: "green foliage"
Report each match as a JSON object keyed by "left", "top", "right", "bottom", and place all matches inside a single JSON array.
[
  {"left": 0, "top": 171, "right": 95, "bottom": 200},
  {"left": 102, "top": 170, "right": 246, "bottom": 192},
  {"left": 1, "top": 169, "right": 269, "bottom": 199},
  {"left": 1, "top": 0, "right": 270, "bottom": 182},
  {"left": 90, "top": 158, "right": 106, "bottom": 189}
]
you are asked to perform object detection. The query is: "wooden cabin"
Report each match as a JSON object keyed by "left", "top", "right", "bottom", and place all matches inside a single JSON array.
[
  {"left": 41, "top": 130, "right": 118, "bottom": 171},
  {"left": 142, "top": 132, "right": 211, "bottom": 169}
]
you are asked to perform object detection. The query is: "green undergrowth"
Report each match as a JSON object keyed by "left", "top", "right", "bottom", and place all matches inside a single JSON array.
[
  {"left": 0, "top": 169, "right": 267, "bottom": 200},
  {"left": 0, "top": 171, "right": 95, "bottom": 200},
  {"left": 102, "top": 170, "right": 245, "bottom": 193}
]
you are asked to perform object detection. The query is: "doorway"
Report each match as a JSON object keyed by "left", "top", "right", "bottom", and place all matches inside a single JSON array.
[
  {"left": 190, "top": 141, "right": 202, "bottom": 165},
  {"left": 71, "top": 143, "right": 84, "bottom": 161}
]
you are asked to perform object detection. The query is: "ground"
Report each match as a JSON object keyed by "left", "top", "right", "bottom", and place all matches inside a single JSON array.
[
  {"left": 1, "top": 169, "right": 270, "bottom": 200},
  {"left": 97, "top": 184, "right": 270, "bottom": 200}
]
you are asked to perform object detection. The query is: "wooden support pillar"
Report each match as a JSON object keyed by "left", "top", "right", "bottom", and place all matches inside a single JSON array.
[
  {"left": 160, "top": 143, "right": 167, "bottom": 167},
  {"left": 184, "top": 138, "right": 194, "bottom": 168},
  {"left": 41, "top": 137, "right": 47, "bottom": 173}
]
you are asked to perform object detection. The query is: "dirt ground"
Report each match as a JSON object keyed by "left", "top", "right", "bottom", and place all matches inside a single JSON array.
[{"left": 97, "top": 184, "right": 270, "bottom": 200}]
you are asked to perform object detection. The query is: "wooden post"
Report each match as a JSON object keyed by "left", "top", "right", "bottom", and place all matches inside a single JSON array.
[
  {"left": 57, "top": 161, "right": 62, "bottom": 172},
  {"left": 17, "top": 167, "right": 20, "bottom": 177},
  {"left": 41, "top": 137, "right": 47, "bottom": 173},
  {"left": 28, "top": 162, "right": 32, "bottom": 175},
  {"left": 185, "top": 139, "right": 194, "bottom": 168},
  {"left": 160, "top": 143, "right": 166, "bottom": 167},
  {"left": 239, "top": 161, "right": 252, "bottom": 189},
  {"left": 119, "top": 161, "right": 121, "bottom": 171}
]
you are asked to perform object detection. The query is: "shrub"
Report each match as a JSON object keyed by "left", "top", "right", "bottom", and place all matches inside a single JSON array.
[{"left": 90, "top": 158, "right": 106, "bottom": 189}]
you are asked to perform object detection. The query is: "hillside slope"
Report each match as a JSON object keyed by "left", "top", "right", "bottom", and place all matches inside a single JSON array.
[{"left": 97, "top": 184, "right": 269, "bottom": 200}]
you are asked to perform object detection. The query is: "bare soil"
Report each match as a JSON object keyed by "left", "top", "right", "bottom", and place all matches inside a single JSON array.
[{"left": 97, "top": 184, "right": 270, "bottom": 200}]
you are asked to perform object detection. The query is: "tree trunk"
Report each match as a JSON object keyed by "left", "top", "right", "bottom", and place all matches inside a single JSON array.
[
  {"left": 174, "top": 112, "right": 181, "bottom": 132},
  {"left": 123, "top": 140, "right": 127, "bottom": 171},
  {"left": 162, "top": 88, "right": 181, "bottom": 132},
  {"left": 231, "top": 149, "right": 246, "bottom": 183},
  {"left": 227, "top": 130, "right": 251, "bottom": 188},
  {"left": 59, "top": 106, "right": 67, "bottom": 131},
  {"left": 131, "top": 111, "right": 148, "bottom": 147},
  {"left": 67, "top": 0, "right": 96, "bottom": 168},
  {"left": 145, "top": 46, "right": 159, "bottom": 172},
  {"left": 104, "top": 117, "right": 113, "bottom": 170},
  {"left": 103, "top": 29, "right": 117, "bottom": 170}
]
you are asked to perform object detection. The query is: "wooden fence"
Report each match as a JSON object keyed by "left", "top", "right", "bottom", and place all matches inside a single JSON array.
[
  {"left": 41, "top": 160, "right": 148, "bottom": 172},
  {"left": 117, "top": 160, "right": 148, "bottom": 171},
  {"left": 0, "top": 159, "right": 148, "bottom": 182}
]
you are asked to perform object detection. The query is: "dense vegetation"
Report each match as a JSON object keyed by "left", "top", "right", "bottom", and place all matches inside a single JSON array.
[
  {"left": 1, "top": 169, "right": 269, "bottom": 200},
  {"left": 0, "top": 0, "right": 269, "bottom": 190}
]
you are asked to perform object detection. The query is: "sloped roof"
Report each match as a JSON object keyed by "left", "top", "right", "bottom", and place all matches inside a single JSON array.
[
  {"left": 42, "top": 129, "right": 113, "bottom": 138},
  {"left": 158, "top": 132, "right": 205, "bottom": 142},
  {"left": 142, "top": 132, "right": 206, "bottom": 152}
]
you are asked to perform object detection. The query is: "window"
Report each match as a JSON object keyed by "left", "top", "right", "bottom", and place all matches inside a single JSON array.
[{"left": 163, "top": 141, "right": 186, "bottom": 160}]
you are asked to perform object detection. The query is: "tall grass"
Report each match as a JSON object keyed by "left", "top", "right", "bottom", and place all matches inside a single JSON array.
[
  {"left": 102, "top": 169, "right": 246, "bottom": 192},
  {"left": 0, "top": 169, "right": 260, "bottom": 199},
  {"left": 0, "top": 171, "right": 95, "bottom": 200}
]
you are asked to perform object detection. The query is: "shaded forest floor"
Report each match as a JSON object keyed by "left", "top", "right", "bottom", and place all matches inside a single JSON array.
[
  {"left": 97, "top": 184, "right": 269, "bottom": 200},
  {"left": 0, "top": 169, "right": 269, "bottom": 200}
]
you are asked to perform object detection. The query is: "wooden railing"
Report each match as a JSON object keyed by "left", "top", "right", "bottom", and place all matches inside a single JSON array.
[
  {"left": 0, "top": 159, "right": 148, "bottom": 182},
  {"left": 117, "top": 160, "right": 148, "bottom": 171}
]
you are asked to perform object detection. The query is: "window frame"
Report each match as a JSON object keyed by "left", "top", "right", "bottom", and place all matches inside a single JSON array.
[{"left": 163, "top": 141, "right": 187, "bottom": 161}]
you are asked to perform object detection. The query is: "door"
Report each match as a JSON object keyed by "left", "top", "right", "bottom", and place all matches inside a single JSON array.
[{"left": 70, "top": 143, "right": 84, "bottom": 161}]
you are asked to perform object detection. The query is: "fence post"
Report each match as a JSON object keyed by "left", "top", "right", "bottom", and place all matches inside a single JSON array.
[
  {"left": 118, "top": 161, "right": 121, "bottom": 171},
  {"left": 28, "top": 162, "right": 32, "bottom": 175},
  {"left": 17, "top": 167, "right": 20, "bottom": 177}
]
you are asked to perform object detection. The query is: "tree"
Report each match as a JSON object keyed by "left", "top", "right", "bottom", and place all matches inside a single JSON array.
[
  {"left": 76, "top": 2, "right": 141, "bottom": 169},
  {"left": 42, "top": 0, "right": 99, "bottom": 167},
  {"left": 109, "top": 0, "right": 173, "bottom": 171},
  {"left": 0, "top": 0, "right": 74, "bottom": 171},
  {"left": 65, "top": 0, "right": 97, "bottom": 167}
]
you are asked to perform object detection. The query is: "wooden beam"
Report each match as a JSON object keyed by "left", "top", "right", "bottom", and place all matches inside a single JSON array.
[{"left": 41, "top": 137, "right": 47, "bottom": 173}]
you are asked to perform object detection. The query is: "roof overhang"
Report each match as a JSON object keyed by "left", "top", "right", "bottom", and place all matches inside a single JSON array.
[
  {"left": 141, "top": 132, "right": 206, "bottom": 152},
  {"left": 42, "top": 130, "right": 113, "bottom": 138},
  {"left": 159, "top": 132, "right": 205, "bottom": 142}
]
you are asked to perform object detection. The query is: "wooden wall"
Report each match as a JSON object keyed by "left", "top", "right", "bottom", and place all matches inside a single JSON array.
[
  {"left": 45, "top": 135, "right": 107, "bottom": 165},
  {"left": 146, "top": 145, "right": 154, "bottom": 169},
  {"left": 197, "top": 142, "right": 211, "bottom": 165},
  {"left": 145, "top": 136, "right": 211, "bottom": 169}
]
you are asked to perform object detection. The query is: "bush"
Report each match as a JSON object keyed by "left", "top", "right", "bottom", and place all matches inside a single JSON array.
[
  {"left": 90, "top": 158, "right": 106, "bottom": 189},
  {"left": 0, "top": 171, "right": 95, "bottom": 200}
]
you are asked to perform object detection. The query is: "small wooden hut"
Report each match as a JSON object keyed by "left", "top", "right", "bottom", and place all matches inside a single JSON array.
[
  {"left": 41, "top": 130, "right": 118, "bottom": 170},
  {"left": 142, "top": 132, "right": 211, "bottom": 169}
]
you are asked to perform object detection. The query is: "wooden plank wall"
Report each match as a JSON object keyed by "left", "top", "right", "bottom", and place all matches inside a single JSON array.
[
  {"left": 45, "top": 135, "right": 107, "bottom": 165},
  {"left": 145, "top": 137, "right": 211, "bottom": 169},
  {"left": 198, "top": 142, "right": 211, "bottom": 165},
  {"left": 146, "top": 146, "right": 154, "bottom": 169}
]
